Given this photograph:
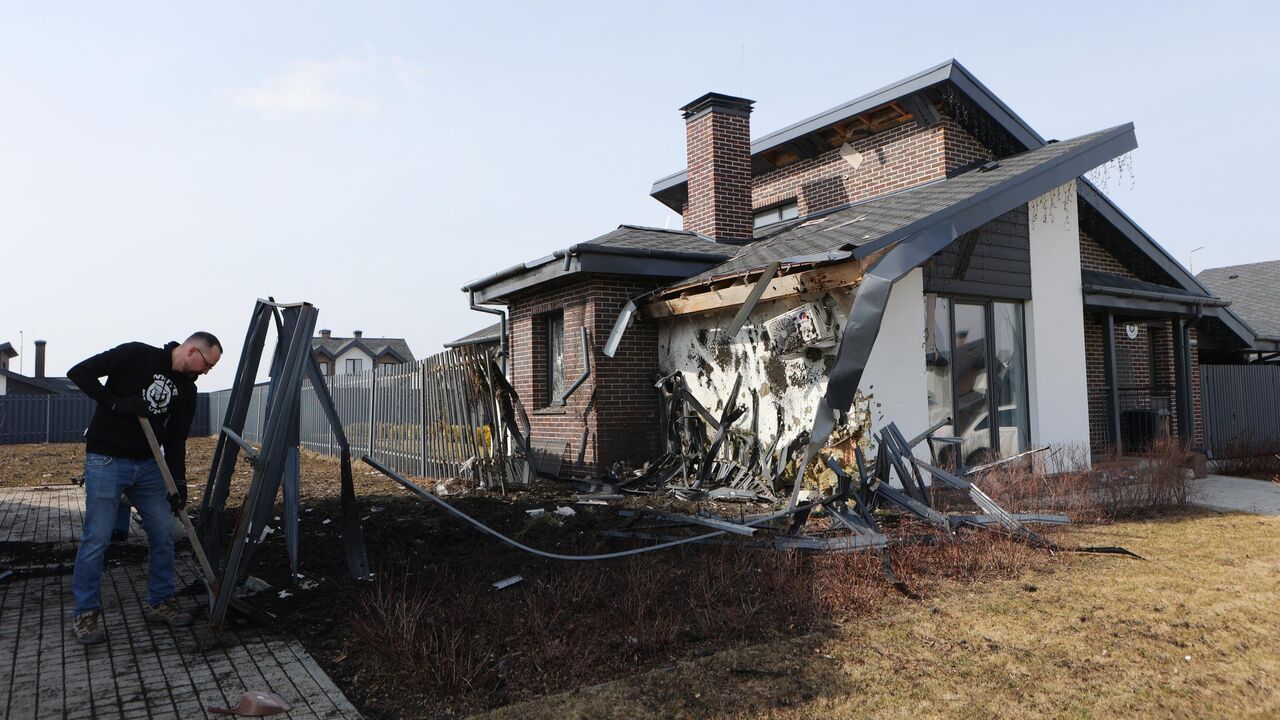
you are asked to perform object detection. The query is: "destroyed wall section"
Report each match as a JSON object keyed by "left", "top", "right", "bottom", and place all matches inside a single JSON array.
[
  {"left": 750, "top": 117, "right": 993, "bottom": 218},
  {"left": 507, "top": 276, "right": 665, "bottom": 477},
  {"left": 655, "top": 267, "right": 931, "bottom": 462}
]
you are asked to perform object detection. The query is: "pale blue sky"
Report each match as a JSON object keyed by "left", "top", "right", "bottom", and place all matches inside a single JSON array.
[{"left": 2, "top": 1, "right": 1275, "bottom": 389}]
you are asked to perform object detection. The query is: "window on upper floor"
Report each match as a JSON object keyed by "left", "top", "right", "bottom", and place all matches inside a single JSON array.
[
  {"left": 754, "top": 201, "right": 799, "bottom": 229},
  {"left": 345, "top": 358, "right": 363, "bottom": 374}
]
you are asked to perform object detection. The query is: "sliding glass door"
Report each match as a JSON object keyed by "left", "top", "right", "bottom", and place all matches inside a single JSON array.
[{"left": 924, "top": 295, "right": 1029, "bottom": 466}]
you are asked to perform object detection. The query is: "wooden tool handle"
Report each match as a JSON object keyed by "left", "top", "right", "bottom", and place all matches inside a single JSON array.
[{"left": 137, "top": 417, "right": 219, "bottom": 586}]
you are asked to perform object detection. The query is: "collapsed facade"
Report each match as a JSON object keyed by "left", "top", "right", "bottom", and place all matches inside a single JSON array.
[{"left": 461, "top": 60, "right": 1255, "bottom": 480}]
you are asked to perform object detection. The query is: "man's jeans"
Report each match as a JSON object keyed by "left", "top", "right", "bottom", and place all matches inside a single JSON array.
[{"left": 72, "top": 453, "right": 175, "bottom": 615}]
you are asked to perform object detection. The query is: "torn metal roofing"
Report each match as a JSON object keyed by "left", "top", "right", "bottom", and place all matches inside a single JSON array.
[
  {"left": 671, "top": 124, "right": 1137, "bottom": 288},
  {"left": 1198, "top": 260, "right": 1280, "bottom": 341},
  {"left": 462, "top": 225, "right": 732, "bottom": 302}
]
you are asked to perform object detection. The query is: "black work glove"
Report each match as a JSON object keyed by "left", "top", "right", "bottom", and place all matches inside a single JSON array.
[
  {"left": 113, "top": 395, "right": 154, "bottom": 417},
  {"left": 168, "top": 483, "right": 188, "bottom": 514}
]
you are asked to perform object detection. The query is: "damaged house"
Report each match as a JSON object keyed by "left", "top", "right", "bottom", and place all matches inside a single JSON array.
[{"left": 461, "top": 60, "right": 1255, "bottom": 480}]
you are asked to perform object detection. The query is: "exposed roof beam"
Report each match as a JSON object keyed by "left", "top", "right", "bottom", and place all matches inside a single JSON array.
[{"left": 643, "top": 257, "right": 868, "bottom": 319}]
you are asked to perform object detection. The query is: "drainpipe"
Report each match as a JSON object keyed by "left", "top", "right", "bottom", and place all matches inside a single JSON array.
[{"left": 469, "top": 289, "right": 507, "bottom": 374}]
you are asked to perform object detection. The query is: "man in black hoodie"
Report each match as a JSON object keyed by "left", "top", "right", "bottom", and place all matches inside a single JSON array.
[{"left": 66, "top": 332, "right": 222, "bottom": 645}]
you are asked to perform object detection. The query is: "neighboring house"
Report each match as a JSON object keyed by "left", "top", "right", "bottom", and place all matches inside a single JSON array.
[
  {"left": 1196, "top": 260, "right": 1280, "bottom": 364},
  {"left": 311, "top": 330, "right": 415, "bottom": 376},
  {"left": 444, "top": 322, "right": 503, "bottom": 351},
  {"left": 462, "top": 59, "right": 1253, "bottom": 478},
  {"left": 0, "top": 340, "right": 81, "bottom": 395}
]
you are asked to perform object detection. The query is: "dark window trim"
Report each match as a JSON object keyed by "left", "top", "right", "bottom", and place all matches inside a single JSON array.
[{"left": 934, "top": 292, "right": 1030, "bottom": 457}]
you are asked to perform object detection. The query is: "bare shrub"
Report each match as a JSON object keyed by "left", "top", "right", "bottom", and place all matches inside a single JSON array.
[
  {"left": 1208, "top": 435, "right": 1280, "bottom": 479},
  {"left": 351, "top": 566, "right": 502, "bottom": 700},
  {"left": 967, "top": 439, "right": 1194, "bottom": 520}
]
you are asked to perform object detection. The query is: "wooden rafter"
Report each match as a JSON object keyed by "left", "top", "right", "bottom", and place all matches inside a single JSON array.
[{"left": 642, "top": 258, "right": 868, "bottom": 320}]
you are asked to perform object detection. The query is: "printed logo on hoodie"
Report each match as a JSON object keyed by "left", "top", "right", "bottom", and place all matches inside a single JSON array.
[{"left": 143, "top": 374, "right": 178, "bottom": 414}]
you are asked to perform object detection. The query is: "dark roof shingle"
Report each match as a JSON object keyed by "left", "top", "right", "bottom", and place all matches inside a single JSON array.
[
  {"left": 1198, "top": 260, "right": 1280, "bottom": 339},
  {"left": 679, "top": 126, "right": 1126, "bottom": 285}
]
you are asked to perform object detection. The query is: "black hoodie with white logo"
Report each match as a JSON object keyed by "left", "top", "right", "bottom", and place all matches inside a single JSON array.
[{"left": 67, "top": 341, "right": 197, "bottom": 485}]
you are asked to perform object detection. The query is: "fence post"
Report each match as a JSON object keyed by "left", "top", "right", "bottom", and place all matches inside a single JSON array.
[
  {"left": 419, "top": 361, "right": 428, "bottom": 477},
  {"left": 45, "top": 395, "right": 53, "bottom": 443},
  {"left": 367, "top": 366, "right": 377, "bottom": 458}
]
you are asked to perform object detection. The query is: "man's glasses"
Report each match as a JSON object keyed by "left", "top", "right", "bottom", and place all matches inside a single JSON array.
[{"left": 193, "top": 347, "right": 216, "bottom": 370}]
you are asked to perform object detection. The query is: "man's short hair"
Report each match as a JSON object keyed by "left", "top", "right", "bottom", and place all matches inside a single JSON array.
[{"left": 187, "top": 331, "right": 223, "bottom": 353}]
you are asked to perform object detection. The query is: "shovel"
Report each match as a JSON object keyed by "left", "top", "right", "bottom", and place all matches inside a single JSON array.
[{"left": 137, "top": 417, "right": 257, "bottom": 626}]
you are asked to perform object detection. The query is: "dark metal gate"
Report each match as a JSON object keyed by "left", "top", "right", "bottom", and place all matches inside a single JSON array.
[{"left": 1200, "top": 364, "right": 1280, "bottom": 457}]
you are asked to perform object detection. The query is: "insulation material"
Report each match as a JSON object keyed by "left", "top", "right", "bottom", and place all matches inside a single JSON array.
[{"left": 657, "top": 289, "right": 870, "bottom": 454}]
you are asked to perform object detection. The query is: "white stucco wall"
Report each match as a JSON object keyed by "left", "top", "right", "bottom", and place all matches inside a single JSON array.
[
  {"left": 1025, "top": 180, "right": 1092, "bottom": 469},
  {"left": 0, "top": 374, "right": 7, "bottom": 396},
  {"left": 858, "top": 268, "right": 931, "bottom": 459},
  {"left": 333, "top": 347, "right": 373, "bottom": 375}
]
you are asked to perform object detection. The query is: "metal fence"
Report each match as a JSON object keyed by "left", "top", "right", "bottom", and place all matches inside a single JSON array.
[
  {"left": 205, "top": 346, "right": 499, "bottom": 482},
  {"left": 0, "top": 393, "right": 212, "bottom": 445},
  {"left": 1200, "top": 364, "right": 1280, "bottom": 457}
]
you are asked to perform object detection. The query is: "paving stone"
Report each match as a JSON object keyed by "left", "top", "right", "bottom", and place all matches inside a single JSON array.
[{"left": 0, "top": 486, "right": 362, "bottom": 719}]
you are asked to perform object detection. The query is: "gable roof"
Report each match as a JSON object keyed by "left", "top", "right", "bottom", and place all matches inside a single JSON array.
[
  {"left": 444, "top": 322, "right": 502, "bottom": 348},
  {"left": 648, "top": 58, "right": 1255, "bottom": 349},
  {"left": 0, "top": 342, "right": 15, "bottom": 359},
  {"left": 667, "top": 124, "right": 1136, "bottom": 289},
  {"left": 312, "top": 336, "right": 415, "bottom": 363},
  {"left": 463, "top": 224, "right": 732, "bottom": 303},
  {"left": 1197, "top": 260, "right": 1280, "bottom": 343},
  {"left": 650, "top": 59, "right": 1035, "bottom": 211},
  {"left": 0, "top": 368, "right": 80, "bottom": 394}
]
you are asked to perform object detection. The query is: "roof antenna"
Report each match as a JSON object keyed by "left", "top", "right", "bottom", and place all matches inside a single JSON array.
[{"left": 740, "top": 43, "right": 745, "bottom": 94}]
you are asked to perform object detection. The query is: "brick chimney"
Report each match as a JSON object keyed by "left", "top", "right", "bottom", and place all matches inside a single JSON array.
[
  {"left": 682, "top": 92, "right": 755, "bottom": 244},
  {"left": 34, "top": 339, "right": 46, "bottom": 379},
  {"left": 353, "top": 330, "right": 363, "bottom": 339},
  {"left": 319, "top": 329, "right": 331, "bottom": 339}
]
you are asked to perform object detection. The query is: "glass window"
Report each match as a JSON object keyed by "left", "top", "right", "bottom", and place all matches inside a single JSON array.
[
  {"left": 753, "top": 201, "right": 799, "bottom": 228},
  {"left": 345, "top": 358, "right": 362, "bottom": 374},
  {"left": 925, "top": 295, "right": 953, "bottom": 434},
  {"left": 992, "top": 302, "right": 1029, "bottom": 456},
  {"left": 546, "top": 313, "right": 564, "bottom": 405},
  {"left": 922, "top": 295, "right": 1029, "bottom": 467},
  {"left": 952, "top": 302, "right": 990, "bottom": 463}
]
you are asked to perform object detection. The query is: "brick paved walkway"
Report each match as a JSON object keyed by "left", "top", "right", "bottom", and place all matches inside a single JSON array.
[{"left": 0, "top": 486, "right": 361, "bottom": 719}]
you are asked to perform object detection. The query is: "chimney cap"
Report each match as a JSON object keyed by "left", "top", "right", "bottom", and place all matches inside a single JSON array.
[
  {"left": 353, "top": 330, "right": 363, "bottom": 339},
  {"left": 34, "top": 339, "right": 46, "bottom": 345},
  {"left": 681, "top": 92, "right": 754, "bottom": 121},
  {"left": 319, "top": 329, "right": 331, "bottom": 338}
]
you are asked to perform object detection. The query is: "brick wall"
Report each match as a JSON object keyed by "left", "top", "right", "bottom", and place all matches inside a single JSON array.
[
  {"left": 684, "top": 105, "right": 753, "bottom": 242},
  {"left": 1077, "top": 230, "right": 1206, "bottom": 451},
  {"left": 507, "top": 276, "right": 664, "bottom": 477},
  {"left": 748, "top": 117, "right": 992, "bottom": 217},
  {"left": 1079, "top": 229, "right": 1133, "bottom": 275}
]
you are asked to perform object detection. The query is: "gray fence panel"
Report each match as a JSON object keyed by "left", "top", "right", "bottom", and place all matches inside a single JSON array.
[
  {"left": 0, "top": 392, "right": 215, "bottom": 445},
  {"left": 1200, "top": 364, "right": 1280, "bottom": 457},
  {"left": 203, "top": 347, "right": 498, "bottom": 482}
]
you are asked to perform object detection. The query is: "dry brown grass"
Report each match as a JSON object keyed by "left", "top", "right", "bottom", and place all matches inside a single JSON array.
[
  {"left": 346, "top": 532, "right": 1051, "bottom": 714},
  {"left": 483, "top": 511, "right": 1280, "bottom": 720}
]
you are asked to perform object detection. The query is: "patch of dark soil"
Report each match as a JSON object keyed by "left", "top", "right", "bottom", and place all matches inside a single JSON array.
[{"left": 194, "top": 484, "right": 1057, "bottom": 719}]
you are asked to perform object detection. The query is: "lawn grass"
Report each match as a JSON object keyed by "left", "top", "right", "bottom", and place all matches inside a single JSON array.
[{"left": 482, "top": 511, "right": 1280, "bottom": 719}]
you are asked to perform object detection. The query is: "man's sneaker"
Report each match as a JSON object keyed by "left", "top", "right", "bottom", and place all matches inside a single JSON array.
[
  {"left": 144, "top": 598, "right": 193, "bottom": 628},
  {"left": 73, "top": 610, "right": 105, "bottom": 645}
]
